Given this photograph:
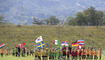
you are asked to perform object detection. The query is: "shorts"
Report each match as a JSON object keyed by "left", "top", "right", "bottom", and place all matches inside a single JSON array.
[
  {"left": 1, "top": 53, "right": 3, "bottom": 56},
  {"left": 82, "top": 55, "right": 86, "bottom": 59},
  {"left": 91, "top": 55, "right": 93, "bottom": 58},
  {"left": 87, "top": 54, "right": 89, "bottom": 58},
  {"left": 94, "top": 55, "right": 97, "bottom": 59},
  {"left": 63, "top": 54, "right": 66, "bottom": 56}
]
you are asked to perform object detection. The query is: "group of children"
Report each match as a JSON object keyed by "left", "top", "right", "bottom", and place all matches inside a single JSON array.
[
  {"left": 0, "top": 47, "right": 34, "bottom": 57},
  {"left": 62, "top": 46, "right": 102, "bottom": 60},
  {"left": 34, "top": 46, "right": 103, "bottom": 60},
  {"left": 0, "top": 48, "right": 9, "bottom": 57},
  {"left": 12, "top": 47, "right": 34, "bottom": 57},
  {"left": 0, "top": 46, "right": 103, "bottom": 60}
]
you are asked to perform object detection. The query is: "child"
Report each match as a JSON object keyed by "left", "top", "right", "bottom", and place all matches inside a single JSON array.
[
  {"left": 79, "top": 49, "right": 82, "bottom": 60},
  {"left": 98, "top": 48, "right": 102, "bottom": 60},
  {"left": 71, "top": 49, "right": 76, "bottom": 60},
  {"left": 0, "top": 48, "right": 3, "bottom": 57},
  {"left": 66, "top": 47, "right": 70, "bottom": 60},
  {"left": 82, "top": 48, "right": 86, "bottom": 60},
  {"left": 5, "top": 49, "right": 8, "bottom": 56},
  {"left": 94, "top": 48, "right": 97, "bottom": 60}
]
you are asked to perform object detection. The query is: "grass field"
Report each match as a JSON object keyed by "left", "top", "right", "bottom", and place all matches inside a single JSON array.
[
  {"left": 0, "top": 25, "right": 105, "bottom": 49},
  {"left": 0, "top": 55, "right": 105, "bottom": 60},
  {"left": 0, "top": 55, "right": 34, "bottom": 60}
]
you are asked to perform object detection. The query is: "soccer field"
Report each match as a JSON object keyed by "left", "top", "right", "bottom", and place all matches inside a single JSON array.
[{"left": 0, "top": 55, "right": 105, "bottom": 60}]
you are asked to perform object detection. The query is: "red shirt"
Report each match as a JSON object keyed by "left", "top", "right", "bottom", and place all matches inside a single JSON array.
[{"left": 71, "top": 50, "right": 75, "bottom": 56}]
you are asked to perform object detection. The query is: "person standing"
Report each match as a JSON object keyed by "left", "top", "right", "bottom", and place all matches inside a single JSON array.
[
  {"left": 12, "top": 48, "right": 15, "bottom": 56},
  {"left": 98, "top": 48, "right": 102, "bottom": 60},
  {"left": 30, "top": 49, "right": 34, "bottom": 56},
  {"left": 23, "top": 47, "right": 26, "bottom": 57},
  {"left": 79, "top": 49, "right": 82, "bottom": 60},
  {"left": 93, "top": 48, "right": 97, "bottom": 60},
  {"left": 77, "top": 49, "right": 79, "bottom": 60},
  {"left": 5, "top": 49, "right": 8, "bottom": 56},
  {"left": 62, "top": 45, "right": 66, "bottom": 60},
  {"left": 18, "top": 47, "right": 21, "bottom": 57},
  {"left": 86, "top": 47, "right": 90, "bottom": 60},
  {"left": 62, "top": 45, "right": 66, "bottom": 56},
  {"left": 0, "top": 48, "right": 3, "bottom": 57},
  {"left": 82, "top": 48, "right": 86, "bottom": 60},
  {"left": 71, "top": 48, "right": 76, "bottom": 60},
  {"left": 22, "top": 48, "right": 24, "bottom": 57},
  {"left": 90, "top": 48, "right": 94, "bottom": 60},
  {"left": 27, "top": 48, "right": 29, "bottom": 56},
  {"left": 66, "top": 47, "right": 70, "bottom": 60},
  {"left": 68, "top": 45, "right": 72, "bottom": 54},
  {"left": 68, "top": 45, "right": 72, "bottom": 60},
  {"left": 16, "top": 47, "right": 18, "bottom": 57}
]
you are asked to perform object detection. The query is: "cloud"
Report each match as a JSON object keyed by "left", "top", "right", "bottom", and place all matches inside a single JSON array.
[
  {"left": 44, "top": 0, "right": 60, "bottom": 2},
  {"left": 0, "top": 0, "right": 105, "bottom": 24}
]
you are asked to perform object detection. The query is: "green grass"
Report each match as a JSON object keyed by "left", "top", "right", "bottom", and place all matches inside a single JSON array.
[
  {"left": 0, "top": 55, "right": 105, "bottom": 60},
  {"left": 0, "top": 55, "right": 34, "bottom": 60},
  {"left": 0, "top": 25, "right": 105, "bottom": 49}
]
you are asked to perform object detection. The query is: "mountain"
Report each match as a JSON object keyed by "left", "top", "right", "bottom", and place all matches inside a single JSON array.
[{"left": 0, "top": 0, "right": 105, "bottom": 24}]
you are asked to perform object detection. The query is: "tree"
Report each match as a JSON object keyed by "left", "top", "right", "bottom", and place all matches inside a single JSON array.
[
  {"left": 75, "top": 12, "right": 87, "bottom": 26},
  {"left": 33, "top": 17, "right": 43, "bottom": 25},
  {"left": 49, "top": 16, "right": 60, "bottom": 25},
  {"left": 66, "top": 6, "right": 105, "bottom": 26},
  {"left": 95, "top": 11, "right": 104, "bottom": 26},
  {"left": 33, "top": 17, "right": 37, "bottom": 24},
  {"left": 102, "top": 12, "right": 105, "bottom": 25},
  {"left": 0, "top": 15, "right": 6, "bottom": 24},
  {"left": 65, "top": 16, "right": 75, "bottom": 25},
  {"left": 44, "top": 19, "right": 50, "bottom": 25},
  {"left": 83, "top": 6, "right": 97, "bottom": 26}
]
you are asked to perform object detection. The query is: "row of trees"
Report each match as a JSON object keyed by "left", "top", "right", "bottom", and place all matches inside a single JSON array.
[
  {"left": 0, "top": 6, "right": 105, "bottom": 26},
  {"left": 33, "top": 16, "right": 60, "bottom": 25},
  {"left": 33, "top": 7, "right": 105, "bottom": 26},
  {"left": 0, "top": 15, "right": 7, "bottom": 24},
  {"left": 66, "top": 7, "right": 105, "bottom": 26}
]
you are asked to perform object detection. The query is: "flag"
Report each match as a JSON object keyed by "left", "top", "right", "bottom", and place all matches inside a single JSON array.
[
  {"left": 72, "top": 42, "right": 78, "bottom": 47},
  {"left": 37, "top": 43, "right": 41, "bottom": 49},
  {"left": 77, "top": 40, "right": 84, "bottom": 45},
  {"left": 23, "top": 43, "right": 26, "bottom": 46},
  {"left": 37, "top": 41, "right": 45, "bottom": 48},
  {"left": 65, "top": 40, "right": 68, "bottom": 43},
  {"left": 0, "top": 43, "right": 5, "bottom": 49},
  {"left": 77, "top": 44, "right": 84, "bottom": 49},
  {"left": 53, "top": 40, "right": 60, "bottom": 45},
  {"left": 17, "top": 44, "right": 23, "bottom": 48},
  {"left": 77, "top": 40, "right": 84, "bottom": 49},
  {"left": 61, "top": 42, "right": 68, "bottom": 46},
  {"left": 23, "top": 42, "right": 29, "bottom": 47},
  {"left": 35, "top": 36, "right": 43, "bottom": 43}
]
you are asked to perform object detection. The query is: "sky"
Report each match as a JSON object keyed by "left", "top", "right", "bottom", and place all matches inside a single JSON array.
[{"left": 0, "top": 0, "right": 105, "bottom": 24}]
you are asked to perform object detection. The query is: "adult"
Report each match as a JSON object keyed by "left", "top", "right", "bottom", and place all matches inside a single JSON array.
[{"left": 18, "top": 47, "right": 21, "bottom": 57}]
